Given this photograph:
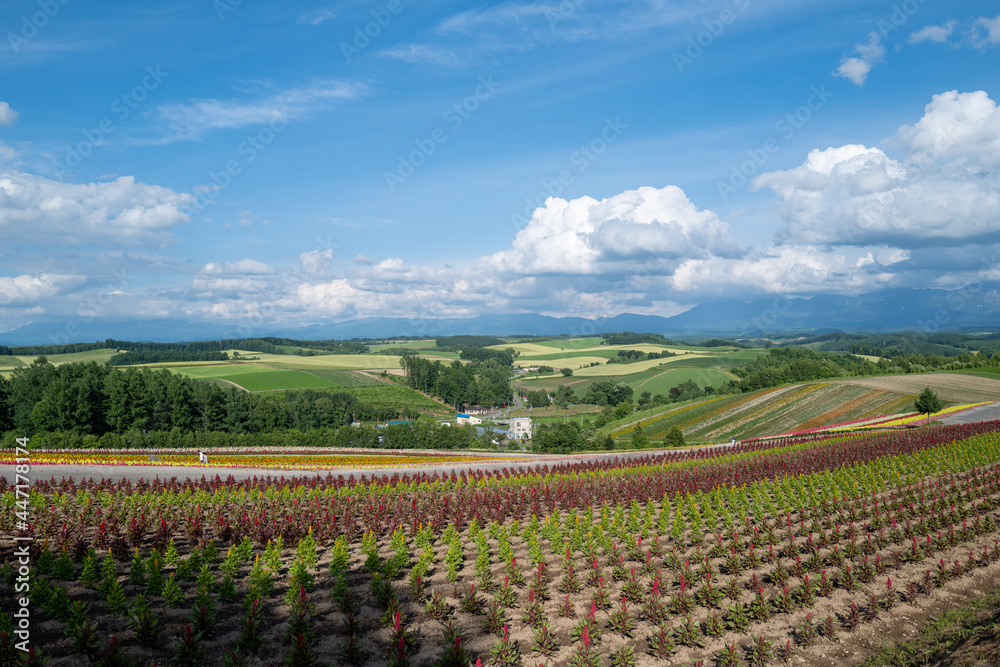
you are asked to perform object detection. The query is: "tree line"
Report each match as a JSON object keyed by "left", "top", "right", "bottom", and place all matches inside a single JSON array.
[
  {"left": 1, "top": 336, "right": 373, "bottom": 364},
  {"left": 0, "top": 419, "right": 484, "bottom": 451},
  {"left": 399, "top": 354, "right": 513, "bottom": 409},
  {"left": 0, "top": 359, "right": 403, "bottom": 437},
  {"left": 725, "top": 346, "right": 1000, "bottom": 394}
]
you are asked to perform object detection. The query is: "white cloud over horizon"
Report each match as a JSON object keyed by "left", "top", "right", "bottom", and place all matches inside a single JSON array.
[
  {"left": 0, "top": 171, "right": 194, "bottom": 247},
  {"left": 6, "top": 89, "right": 1000, "bottom": 327}
]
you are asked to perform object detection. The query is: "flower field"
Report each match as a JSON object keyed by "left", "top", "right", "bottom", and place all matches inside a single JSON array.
[
  {"left": 6, "top": 421, "right": 1000, "bottom": 665},
  {"left": 0, "top": 449, "right": 512, "bottom": 470}
]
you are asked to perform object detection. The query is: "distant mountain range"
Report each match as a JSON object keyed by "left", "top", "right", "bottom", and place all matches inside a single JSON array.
[{"left": 4, "top": 284, "right": 999, "bottom": 345}]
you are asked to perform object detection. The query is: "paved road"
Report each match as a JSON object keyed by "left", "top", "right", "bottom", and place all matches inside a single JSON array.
[
  {"left": 19, "top": 402, "right": 998, "bottom": 486},
  {"left": 940, "top": 401, "right": 1000, "bottom": 425},
  {"left": 20, "top": 448, "right": 697, "bottom": 486}
]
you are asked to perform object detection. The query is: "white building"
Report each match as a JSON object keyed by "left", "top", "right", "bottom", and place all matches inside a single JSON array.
[
  {"left": 509, "top": 417, "right": 532, "bottom": 440},
  {"left": 456, "top": 413, "right": 482, "bottom": 425}
]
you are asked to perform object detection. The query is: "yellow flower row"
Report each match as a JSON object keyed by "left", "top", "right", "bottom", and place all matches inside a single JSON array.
[{"left": 0, "top": 450, "right": 514, "bottom": 470}]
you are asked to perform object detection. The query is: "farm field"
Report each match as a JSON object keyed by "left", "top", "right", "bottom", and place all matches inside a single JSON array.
[
  {"left": 224, "top": 352, "right": 405, "bottom": 371},
  {"left": 626, "top": 367, "right": 733, "bottom": 395},
  {"left": 173, "top": 365, "right": 336, "bottom": 391},
  {"left": 605, "top": 383, "right": 911, "bottom": 443},
  {"left": 833, "top": 373, "right": 1000, "bottom": 404},
  {"left": 602, "top": 374, "right": 1000, "bottom": 444},
  {"left": 11, "top": 348, "right": 120, "bottom": 366},
  {"left": 8, "top": 422, "right": 1000, "bottom": 665}
]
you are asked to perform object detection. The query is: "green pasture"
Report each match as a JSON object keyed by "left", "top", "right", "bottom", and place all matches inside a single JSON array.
[
  {"left": 626, "top": 367, "right": 732, "bottom": 394},
  {"left": 341, "top": 382, "right": 450, "bottom": 413},
  {"left": 16, "top": 348, "right": 120, "bottom": 366},
  {"left": 298, "top": 369, "right": 384, "bottom": 387},
  {"left": 174, "top": 365, "right": 336, "bottom": 391},
  {"left": 245, "top": 352, "right": 404, "bottom": 370}
]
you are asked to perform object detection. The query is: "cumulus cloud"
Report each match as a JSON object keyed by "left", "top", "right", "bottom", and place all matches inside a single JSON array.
[
  {"left": 0, "top": 172, "right": 194, "bottom": 247},
  {"left": 193, "top": 259, "right": 277, "bottom": 297},
  {"left": 756, "top": 90, "right": 1000, "bottom": 248},
  {"left": 0, "top": 273, "right": 86, "bottom": 305},
  {"left": 0, "top": 102, "right": 18, "bottom": 126},
  {"left": 490, "top": 185, "right": 743, "bottom": 275},
  {"left": 909, "top": 21, "right": 957, "bottom": 44},
  {"left": 299, "top": 249, "right": 335, "bottom": 276},
  {"left": 898, "top": 89, "right": 1000, "bottom": 167},
  {"left": 835, "top": 32, "right": 884, "bottom": 86}
]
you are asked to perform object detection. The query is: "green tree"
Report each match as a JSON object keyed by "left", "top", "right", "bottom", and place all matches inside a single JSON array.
[
  {"left": 630, "top": 423, "right": 649, "bottom": 449},
  {"left": 914, "top": 387, "right": 944, "bottom": 423},
  {"left": 526, "top": 389, "right": 550, "bottom": 408},
  {"left": 560, "top": 367, "right": 573, "bottom": 377},
  {"left": 663, "top": 425, "right": 685, "bottom": 448}
]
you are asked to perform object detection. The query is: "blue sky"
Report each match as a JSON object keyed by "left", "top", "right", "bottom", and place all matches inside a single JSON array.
[{"left": 1, "top": 0, "right": 999, "bottom": 337}]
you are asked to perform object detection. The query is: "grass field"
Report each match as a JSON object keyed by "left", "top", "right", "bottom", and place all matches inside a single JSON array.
[
  {"left": 14, "top": 348, "right": 120, "bottom": 366},
  {"left": 834, "top": 372, "right": 1000, "bottom": 403},
  {"left": 174, "top": 365, "right": 338, "bottom": 391},
  {"left": 340, "top": 382, "right": 451, "bottom": 413},
  {"left": 296, "top": 369, "right": 385, "bottom": 386},
  {"left": 235, "top": 352, "right": 404, "bottom": 370},
  {"left": 0, "top": 356, "right": 24, "bottom": 368},
  {"left": 626, "top": 366, "right": 733, "bottom": 394}
]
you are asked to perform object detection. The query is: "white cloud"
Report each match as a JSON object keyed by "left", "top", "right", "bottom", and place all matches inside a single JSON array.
[
  {"left": 834, "top": 32, "right": 884, "bottom": 86},
  {"left": 670, "top": 245, "right": 887, "bottom": 296},
  {"left": 0, "top": 102, "right": 18, "bottom": 126},
  {"left": 897, "top": 90, "right": 1000, "bottom": 167},
  {"left": 193, "top": 259, "right": 277, "bottom": 296},
  {"left": 146, "top": 80, "right": 367, "bottom": 143},
  {"left": 378, "top": 45, "right": 462, "bottom": 66},
  {"left": 909, "top": 21, "right": 956, "bottom": 44},
  {"left": 971, "top": 16, "right": 1000, "bottom": 48},
  {"left": 299, "top": 249, "right": 335, "bottom": 276},
  {"left": 755, "top": 91, "right": 1000, "bottom": 247},
  {"left": 0, "top": 172, "right": 194, "bottom": 247},
  {"left": 200, "top": 259, "right": 275, "bottom": 275},
  {"left": 438, "top": 4, "right": 559, "bottom": 33},
  {"left": 0, "top": 273, "right": 85, "bottom": 305},
  {"left": 490, "top": 185, "right": 743, "bottom": 275},
  {"left": 297, "top": 8, "right": 337, "bottom": 26}
]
